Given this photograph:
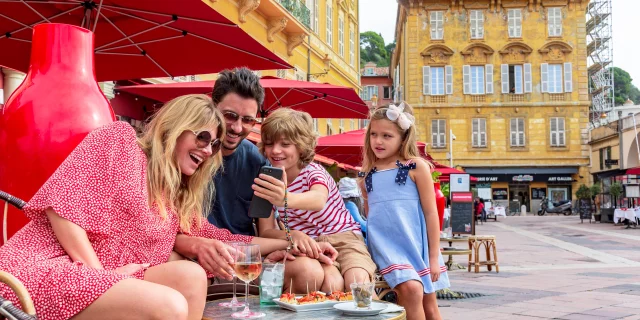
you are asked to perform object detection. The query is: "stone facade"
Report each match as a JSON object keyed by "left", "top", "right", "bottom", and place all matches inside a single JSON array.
[{"left": 392, "top": 0, "right": 591, "bottom": 210}]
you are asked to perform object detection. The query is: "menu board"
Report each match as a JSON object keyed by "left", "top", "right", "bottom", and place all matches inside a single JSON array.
[
  {"left": 531, "top": 188, "right": 546, "bottom": 200},
  {"left": 579, "top": 199, "right": 592, "bottom": 222},
  {"left": 450, "top": 192, "right": 474, "bottom": 235}
]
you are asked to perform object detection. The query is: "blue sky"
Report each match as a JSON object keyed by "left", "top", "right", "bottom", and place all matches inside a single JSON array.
[{"left": 360, "top": 0, "right": 640, "bottom": 86}]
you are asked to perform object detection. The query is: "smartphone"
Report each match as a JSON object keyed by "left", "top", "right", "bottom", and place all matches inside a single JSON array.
[{"left": 248, "top": 166, "right": 284, "bottom": 219}]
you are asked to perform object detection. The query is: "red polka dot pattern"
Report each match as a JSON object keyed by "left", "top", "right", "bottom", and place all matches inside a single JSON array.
[{"left": 0, "top": 121, "right": 251, "bottom": 320}]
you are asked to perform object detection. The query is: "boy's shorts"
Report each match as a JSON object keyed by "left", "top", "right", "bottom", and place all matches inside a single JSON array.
[{"left": 317, "top": 231, "right": 377, "bottom": 281}]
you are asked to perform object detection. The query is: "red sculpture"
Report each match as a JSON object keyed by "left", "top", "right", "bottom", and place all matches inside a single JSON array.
[
  {"left": 0, "top": 23, "right": 115, "bottom": 244},
  {"left": 434, "top": 182, "right": 446, "bottom": 231}
]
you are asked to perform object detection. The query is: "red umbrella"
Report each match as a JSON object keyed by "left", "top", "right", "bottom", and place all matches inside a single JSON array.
[
  {"left": 116, "top": 76, "right": 369, "bottom": 119},
  {"left": 0, "top": 0, "right": 291, "bottom": 81},
  {"left": 315, "top": 129, "right": 428, "bottom": 166}
]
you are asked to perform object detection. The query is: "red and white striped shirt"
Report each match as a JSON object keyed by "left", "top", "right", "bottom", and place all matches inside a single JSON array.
[{"left": 280, "top": 162, "right": 361, "bottom": 237}]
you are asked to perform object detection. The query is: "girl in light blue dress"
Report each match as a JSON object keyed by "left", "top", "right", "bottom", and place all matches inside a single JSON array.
[{"left": 359, "top": 102, "right": 450, "bottom": 320}]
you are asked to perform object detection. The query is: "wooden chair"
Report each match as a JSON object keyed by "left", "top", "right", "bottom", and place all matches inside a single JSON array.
[
  {"left": 467, "top": 235, "right": 499, "bottom": 273},
  {"left": 0, "top": 191, "right": 37, "bottom": 320}
]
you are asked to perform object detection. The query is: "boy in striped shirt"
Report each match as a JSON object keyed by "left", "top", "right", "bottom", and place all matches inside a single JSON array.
[{"left": 253, "top": 108, "right": 377, "bottom": 293}]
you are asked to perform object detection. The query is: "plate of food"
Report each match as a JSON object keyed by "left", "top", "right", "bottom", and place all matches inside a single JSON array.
[
  {"left": 333, "top": 301, "right": 388, "bottom": 316},
  {"left": 273, "top": 290, "right": 352, "bottom": 312}
]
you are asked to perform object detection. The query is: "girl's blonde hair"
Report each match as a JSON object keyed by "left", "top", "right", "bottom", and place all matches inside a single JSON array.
[
  {"left": 259, "top": 108, "right": 318, "bottom": 168},
  {"left": 138, "top": 94, "right": 225, "bottom": 233},
  {"left": 361, "top": 103, "right": 423, "bottom": 175}
]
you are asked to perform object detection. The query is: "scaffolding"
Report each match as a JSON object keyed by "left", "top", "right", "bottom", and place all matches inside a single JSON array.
[{"left": 586, "top": 0, "right": 614, "bottom": 128}]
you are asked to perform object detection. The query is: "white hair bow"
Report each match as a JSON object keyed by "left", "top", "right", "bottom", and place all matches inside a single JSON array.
[{"left": 386, "top": 102, "right": 415, "bottom": 131}]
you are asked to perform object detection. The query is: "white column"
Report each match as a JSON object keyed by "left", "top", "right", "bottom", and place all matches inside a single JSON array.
[{"left": 1, "top": 68, "right": 26, "bottom": 104}]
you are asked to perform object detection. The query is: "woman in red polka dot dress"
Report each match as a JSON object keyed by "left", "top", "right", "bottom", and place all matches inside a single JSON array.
[{"left": 0, "top": 94, "right": 299, "bottom": 320}]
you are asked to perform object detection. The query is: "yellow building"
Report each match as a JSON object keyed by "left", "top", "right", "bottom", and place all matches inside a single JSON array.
[
  {"left": 391, "top": 0, "right": 591, "bottom": 213},
  {"left": 203, "top": 0, "right": 362, "bottom": 135}
]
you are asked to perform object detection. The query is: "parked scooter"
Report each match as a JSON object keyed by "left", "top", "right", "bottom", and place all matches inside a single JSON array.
[{"left": 537, "top": 197, "right": 572, "bottom": 216}]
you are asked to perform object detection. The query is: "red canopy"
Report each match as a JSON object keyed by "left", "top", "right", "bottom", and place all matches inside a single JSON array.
[
  {"left": 116, "top": 76, "right": 369, "bottom": 118},
  {"left": 0, "top": 0, "right": 291, "bottom": 81},
  {"left": 316, "top": 129, "right": 428, "bottom": 166}
]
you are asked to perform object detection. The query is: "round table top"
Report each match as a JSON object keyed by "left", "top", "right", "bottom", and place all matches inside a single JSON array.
[{"left": 203, "top": 296, "right": 406, "bottom": 320}]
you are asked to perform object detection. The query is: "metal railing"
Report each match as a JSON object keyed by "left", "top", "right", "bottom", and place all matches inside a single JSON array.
[{"left": 276, "top": 0, "right": 311, "bottom": 29}]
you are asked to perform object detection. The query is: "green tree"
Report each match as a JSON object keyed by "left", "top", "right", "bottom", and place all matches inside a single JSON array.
[
  {"left": 360, "top": 31, "right": 389, "bottom": 67},
  {"left": 612, "top": 67, "right": 640, "bottom": 105},
  {"left": 385, "top": 42, "right": 396, "bottom": 62}
]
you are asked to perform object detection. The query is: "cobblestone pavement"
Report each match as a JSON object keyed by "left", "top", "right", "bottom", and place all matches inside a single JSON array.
[{"left": 439, "top": 215, "right": 640, "bottom": 320}]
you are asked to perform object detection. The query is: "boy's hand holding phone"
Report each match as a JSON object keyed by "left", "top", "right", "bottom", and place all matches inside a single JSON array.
[{"left": 251, "top": 167, "right": 288, "bottom": 207}]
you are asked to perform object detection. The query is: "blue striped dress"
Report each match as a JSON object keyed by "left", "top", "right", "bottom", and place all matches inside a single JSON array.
[{"left": 364, "top": 161, "right": 450, "bottom": 293}]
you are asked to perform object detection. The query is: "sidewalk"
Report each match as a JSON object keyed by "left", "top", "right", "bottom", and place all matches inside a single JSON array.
[{"left": 440, "top": 216, "right": 640, "bottom": 320}]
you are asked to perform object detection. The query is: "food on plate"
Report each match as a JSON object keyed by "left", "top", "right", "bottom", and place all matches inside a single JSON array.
[
  {"left": 297, "top": 291, "right": 327, "bottom": 304},
  {"left": 279, "top": 292, "right": 298, "bottom": 304},
  {"left": 327, "top": 290, "right": 353, "bottom": 301}
]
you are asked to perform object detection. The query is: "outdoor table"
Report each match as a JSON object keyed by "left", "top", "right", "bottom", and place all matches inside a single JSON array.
[
  {"left": 613, "top": 208, "right": 640, "bottom": 228},
  {"left": 203, "top": 297, "right": 406, "bottom": 319},
  {"left": 492, "top": 207, "right": 506, "bottom": 217},
  {"left": 440, "top": 237, "right": 471, "bottom": 270}
]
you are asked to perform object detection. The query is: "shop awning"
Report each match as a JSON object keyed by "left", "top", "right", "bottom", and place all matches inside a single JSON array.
[
  {"left": 465, "top": 167, "right": 579, "bottom": 175},
  {"left": 626, "top": 167, "right": 640, "bottom": 175},
  {"left": 465, "top": 167, "right": 578, "bottom": 183}
]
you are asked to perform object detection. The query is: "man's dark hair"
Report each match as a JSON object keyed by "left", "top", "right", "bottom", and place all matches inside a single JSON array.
[{"left": 212, "top": 67, "right": 265, "bottom": 108}]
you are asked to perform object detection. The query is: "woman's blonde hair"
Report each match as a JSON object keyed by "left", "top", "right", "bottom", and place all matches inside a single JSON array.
[
  {"left": 138, "top": 94, "right": 225, "bottom": 233},
  {"left": 361, "top": 103, "right": 422, "bottom": 175},
  {"left": 259, "top": 108, "right": 317, "bottom": 168}
]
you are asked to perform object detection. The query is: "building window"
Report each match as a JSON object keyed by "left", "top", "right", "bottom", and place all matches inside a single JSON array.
[
  {"left": 338, "top": 11, "right": 345, "bottom": 57},
  {"left": 364, "top": 68, "right": 374, "bottom": 76},
  {"left": 470, "top": 10, "right": 484, "bottom": 39},
  {"left": 600, "top": 147, "right": 612, "bottom": 170},
  {"left": 362, "top": 85, "right": 378, "bottom": 101},
  {"left": 326, "top": 1, "right": 333, "bottom": 46},
  {"left": 508, "top": 9, "right": 522, "bottom": 38},
  {"left": 430, "top": 11, "right": 444, "bottom": 40},
  {"left": 541, "top": 63, "right": 572, "bottom": 94},
  {"left": 383, "top": 86, "right": 392, "bottom": 99},
  {"left": 306, "top": 0, "right": 317, "bottom": 32},
  {"left": 349, "top": 23, "right": 355, "bottom": 66},
  {"left": 327, "top": 120, "right": 333, "bottom": 135},
  {"left": 472, "top": 118, "right": 487, "bottom": 148},
  {"left": 464, "top": 65, "right": 491, "bottom": 95},
  {"left": 314, "top": 0, "right": 319, "bottom": 32},
  {"left": 501, "top": 64, "right": 532, "bottom": 94},
  {"left": 550, "top": 117, "right": 566, "bottom": 147},
  {"left": 431, "top": 119, "right": 446, "bottom": 148},
  {"left": 548, "top": 7, "right": 562, "bottom": 37},
  {"left": 423, "top": 66, "right": 453, "bottom": 95},
  {"left": 510, "top": 118, "right": 525, "bottom": 147},
  {"left": 350, "top": 119, "right": 355, "bottom": 130},
  {"left": 313, "top": 118, "right": 318, "bottom": 132}
]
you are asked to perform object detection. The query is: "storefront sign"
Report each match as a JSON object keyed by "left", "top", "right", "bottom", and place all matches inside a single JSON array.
[
  {"left": 473, "top": 174, "right": 574, "bottom": 183},
  {"left": 492, "top": 188, "right": 508, "bottom": 200},
  {"left": 605, "top": 159, "right": 619, "bottom": 166}
]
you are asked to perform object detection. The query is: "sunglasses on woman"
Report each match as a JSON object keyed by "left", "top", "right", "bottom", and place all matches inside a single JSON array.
[
  {"left": 222, "top": 111, "right": 257, "bottom": 127},
  {"left": 190, "top": 130, "right": 221, "bottom": 155}
]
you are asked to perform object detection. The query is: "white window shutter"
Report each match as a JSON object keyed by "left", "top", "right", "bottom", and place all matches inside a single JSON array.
[
  {"left": 439, "top": 120, "right": 446, "bottom": 147},
  {"left": 472, "top": 119, "right": 479, "bottom": 147},
  {"left": 445, "top": 65, "right": 453, "bottom": 95},
  {"left": 480, "top": 119, "right": 486, "bottom": 147},
  {"left": 510, "top": 119, "right": 517, "bottom": 146},
  {"left": 463, "top": 65, "right": 471, "bottom": 94},
  {"left": 374, "top": 86, "right": 379, "bottom": 98},
  {"left": 501, "top": 64, "right": 509, "bottom": 94},
  {"left": 564, "top": 62, "right": 573, "bottom": 92},
  {"left": 524, "top": 63, "right": 532, "bottom": 93},
  {"left": 478, "top": 12, "right": 484, "bottom": 38},
  {"left": 518, "top": 118, "right": 525, "bottom": 146},
  {"left": 485, "top": 64, "right": 494, "bottom": 94},
  {"left": 559, "top": 118, "right": 566, "bottom": 146},
  {"left": 423, "top": 66, "right": 431, "bottom": 95},
  {"left": 432, "top": 120, "right": 438, "bottom": 146},
  {"left": 541, "top": 63, "right": 549, "bottom": 93},
  {"left": 550, "top": 118, "right": 558, "bottom": 146}
]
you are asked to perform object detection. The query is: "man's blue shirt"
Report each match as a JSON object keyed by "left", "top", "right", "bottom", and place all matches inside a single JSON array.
[{"left": 208, "top": 139, "right": 268, "bottom": 236}]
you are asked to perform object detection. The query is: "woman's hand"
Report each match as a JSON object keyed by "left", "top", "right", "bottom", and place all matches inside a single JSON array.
[
  {"left": 193, "top": 238, "right": 238, "bottom": 280},
  {"left": 429, "top": 260, "right": 441, "bottom": 283},
  {"left": 263, "top": 250, "right": 297, "bottom": 263},
  {"left": 251, "top": 168, "right": 288, "bottom": 207},
  {"left": 291, "top": 230, "right": 321, "bottom": 259},
  {"left": 114, "top": 263, "right": 150, "bottom": 276}
]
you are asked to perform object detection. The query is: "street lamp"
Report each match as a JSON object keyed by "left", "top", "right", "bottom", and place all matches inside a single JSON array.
[{"left": 449, "top": 129, "right": 456, "bottom": 167}]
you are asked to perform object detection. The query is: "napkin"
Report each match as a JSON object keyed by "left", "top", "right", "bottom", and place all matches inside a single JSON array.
[{"left": 380, "top": 304, "right": 405, "bottom": 314}]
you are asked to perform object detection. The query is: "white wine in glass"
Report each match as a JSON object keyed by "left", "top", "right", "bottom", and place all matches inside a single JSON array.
[
  {"left": 218, "top": 242, "right": 245, "bottom": 308},
  {"left": 231, "top": 243, "right": 265, "bottom": 319}
]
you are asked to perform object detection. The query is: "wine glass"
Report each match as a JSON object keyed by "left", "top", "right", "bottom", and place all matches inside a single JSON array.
[
  {"left": 231, "top": 243, "right": 265, "bottom": 319},
  {"left": 218, "top": 242, "right": 245, "bottom": 308}
]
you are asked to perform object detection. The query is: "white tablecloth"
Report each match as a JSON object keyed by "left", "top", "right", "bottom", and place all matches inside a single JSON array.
[
  {"left": 614, "top": 208, "right": 640, "bottom": 223},
  {"left": 488, "top": 206, "right": 506, "bottom": 217}
]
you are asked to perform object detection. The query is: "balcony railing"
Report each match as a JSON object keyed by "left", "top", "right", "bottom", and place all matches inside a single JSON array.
[{"left": 276, "top": 0, "right": 311, "bottom": 29}]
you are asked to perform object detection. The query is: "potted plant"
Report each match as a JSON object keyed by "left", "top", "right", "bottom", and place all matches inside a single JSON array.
[
  {"left": 590, "top": 184, "right": 602, "bottom": 222},
  {"left": 575, "top": 184, "right": 592, "bottom": 223},
  {"left": 602, "top": 182, "right": 623, "bottom": 223}
]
